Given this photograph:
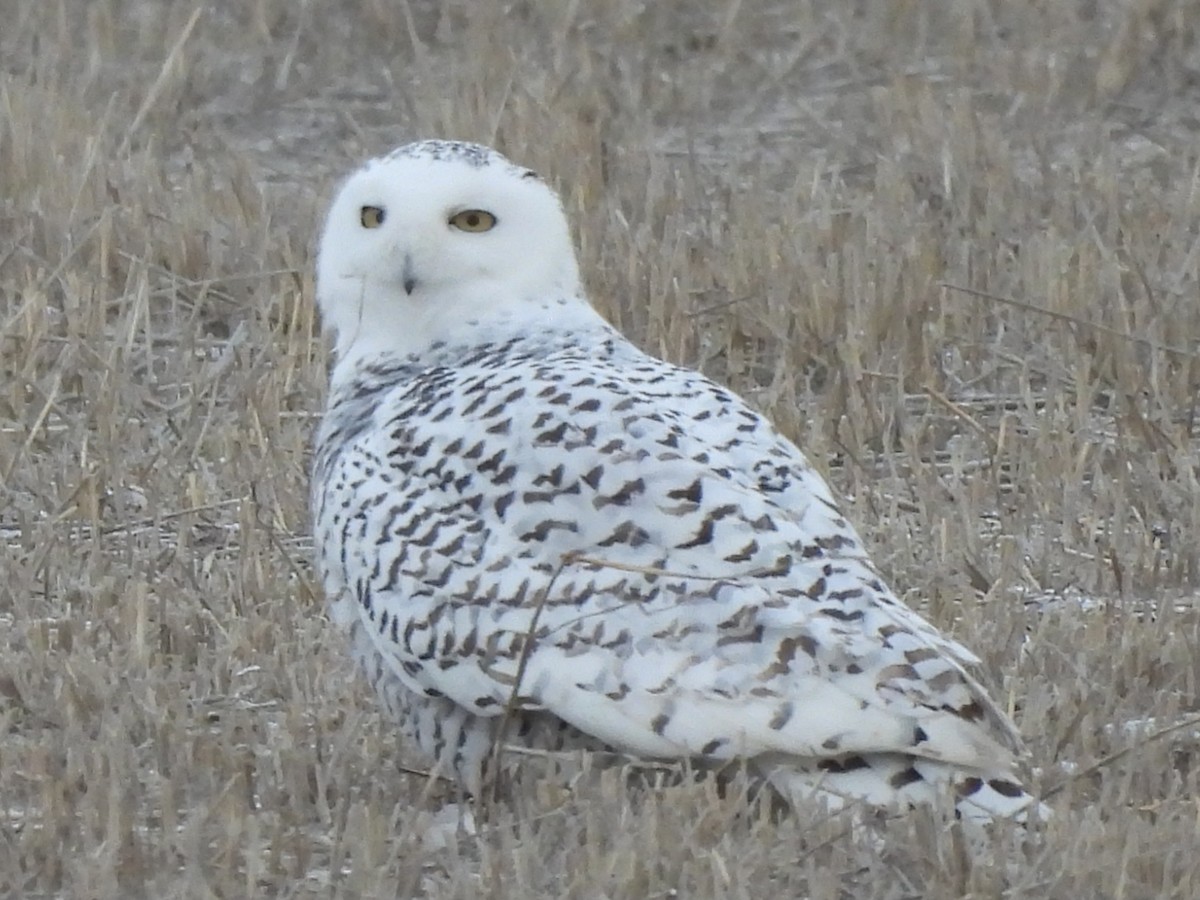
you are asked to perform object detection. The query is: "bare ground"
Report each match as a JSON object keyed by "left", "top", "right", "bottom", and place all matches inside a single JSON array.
[{"left": 2, "top": 1, "right": 1200, "bottom": 897}]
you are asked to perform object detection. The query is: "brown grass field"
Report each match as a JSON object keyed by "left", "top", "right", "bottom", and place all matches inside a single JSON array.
[{"left": 3, "top": 1, "right": 1200, "bottom": 897}]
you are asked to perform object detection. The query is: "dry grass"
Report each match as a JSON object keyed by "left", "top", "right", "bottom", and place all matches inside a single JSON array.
[{"left": 3, "top": 1, "right": 1200, "bottom": 897}]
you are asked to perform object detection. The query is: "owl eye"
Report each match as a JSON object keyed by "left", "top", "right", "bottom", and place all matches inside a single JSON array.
[
  {"left": 360, "top": 206, "right": 385, "bottom": 228},
  {"left": 449, "top": 209, "right": 497, "bottom": 233}
]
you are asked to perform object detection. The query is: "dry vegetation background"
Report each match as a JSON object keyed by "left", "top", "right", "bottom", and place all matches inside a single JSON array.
[{"left": 2, "top": 0, "right": 1200, "bottom": 897}]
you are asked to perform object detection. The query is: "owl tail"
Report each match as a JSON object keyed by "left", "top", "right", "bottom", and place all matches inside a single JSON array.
[{"left": 760, "top": 753, "right": 1048, "bottom": 825}]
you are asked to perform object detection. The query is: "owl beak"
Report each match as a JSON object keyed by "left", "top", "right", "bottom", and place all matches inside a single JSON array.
[{"left": 402, "top": 253, "right": 418, "bottom": 295}]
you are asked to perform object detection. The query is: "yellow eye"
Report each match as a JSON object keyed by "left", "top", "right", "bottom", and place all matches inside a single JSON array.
[
  {"left": 360, "top": 206, "right": 385, "bottom": 228},
  {"left": 449, "top": 209, "right": 497, "bottom": 232}
]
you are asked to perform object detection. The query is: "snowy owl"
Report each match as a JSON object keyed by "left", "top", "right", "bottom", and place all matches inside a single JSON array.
[{"left": 311, "top": 139, "right": 1041, "bottom": 823}]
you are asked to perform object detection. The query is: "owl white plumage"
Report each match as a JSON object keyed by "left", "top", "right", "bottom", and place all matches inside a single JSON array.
[{"left": 311, "top": 140, "right": 1042, "bottom": 823}]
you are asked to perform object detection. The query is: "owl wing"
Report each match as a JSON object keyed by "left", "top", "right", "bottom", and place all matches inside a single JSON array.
[{"left": 314, "top": 347, "right": 1022, "bottom": 776}]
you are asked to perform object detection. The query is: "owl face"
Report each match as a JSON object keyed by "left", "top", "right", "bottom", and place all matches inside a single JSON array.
[{"left": 316, "top": 141, "right": 582, "bottom": 362}]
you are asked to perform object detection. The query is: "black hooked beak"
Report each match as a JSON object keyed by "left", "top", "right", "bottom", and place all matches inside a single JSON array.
[{"left": 402, "top": 254, "right": 417, "bottom": 295}]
